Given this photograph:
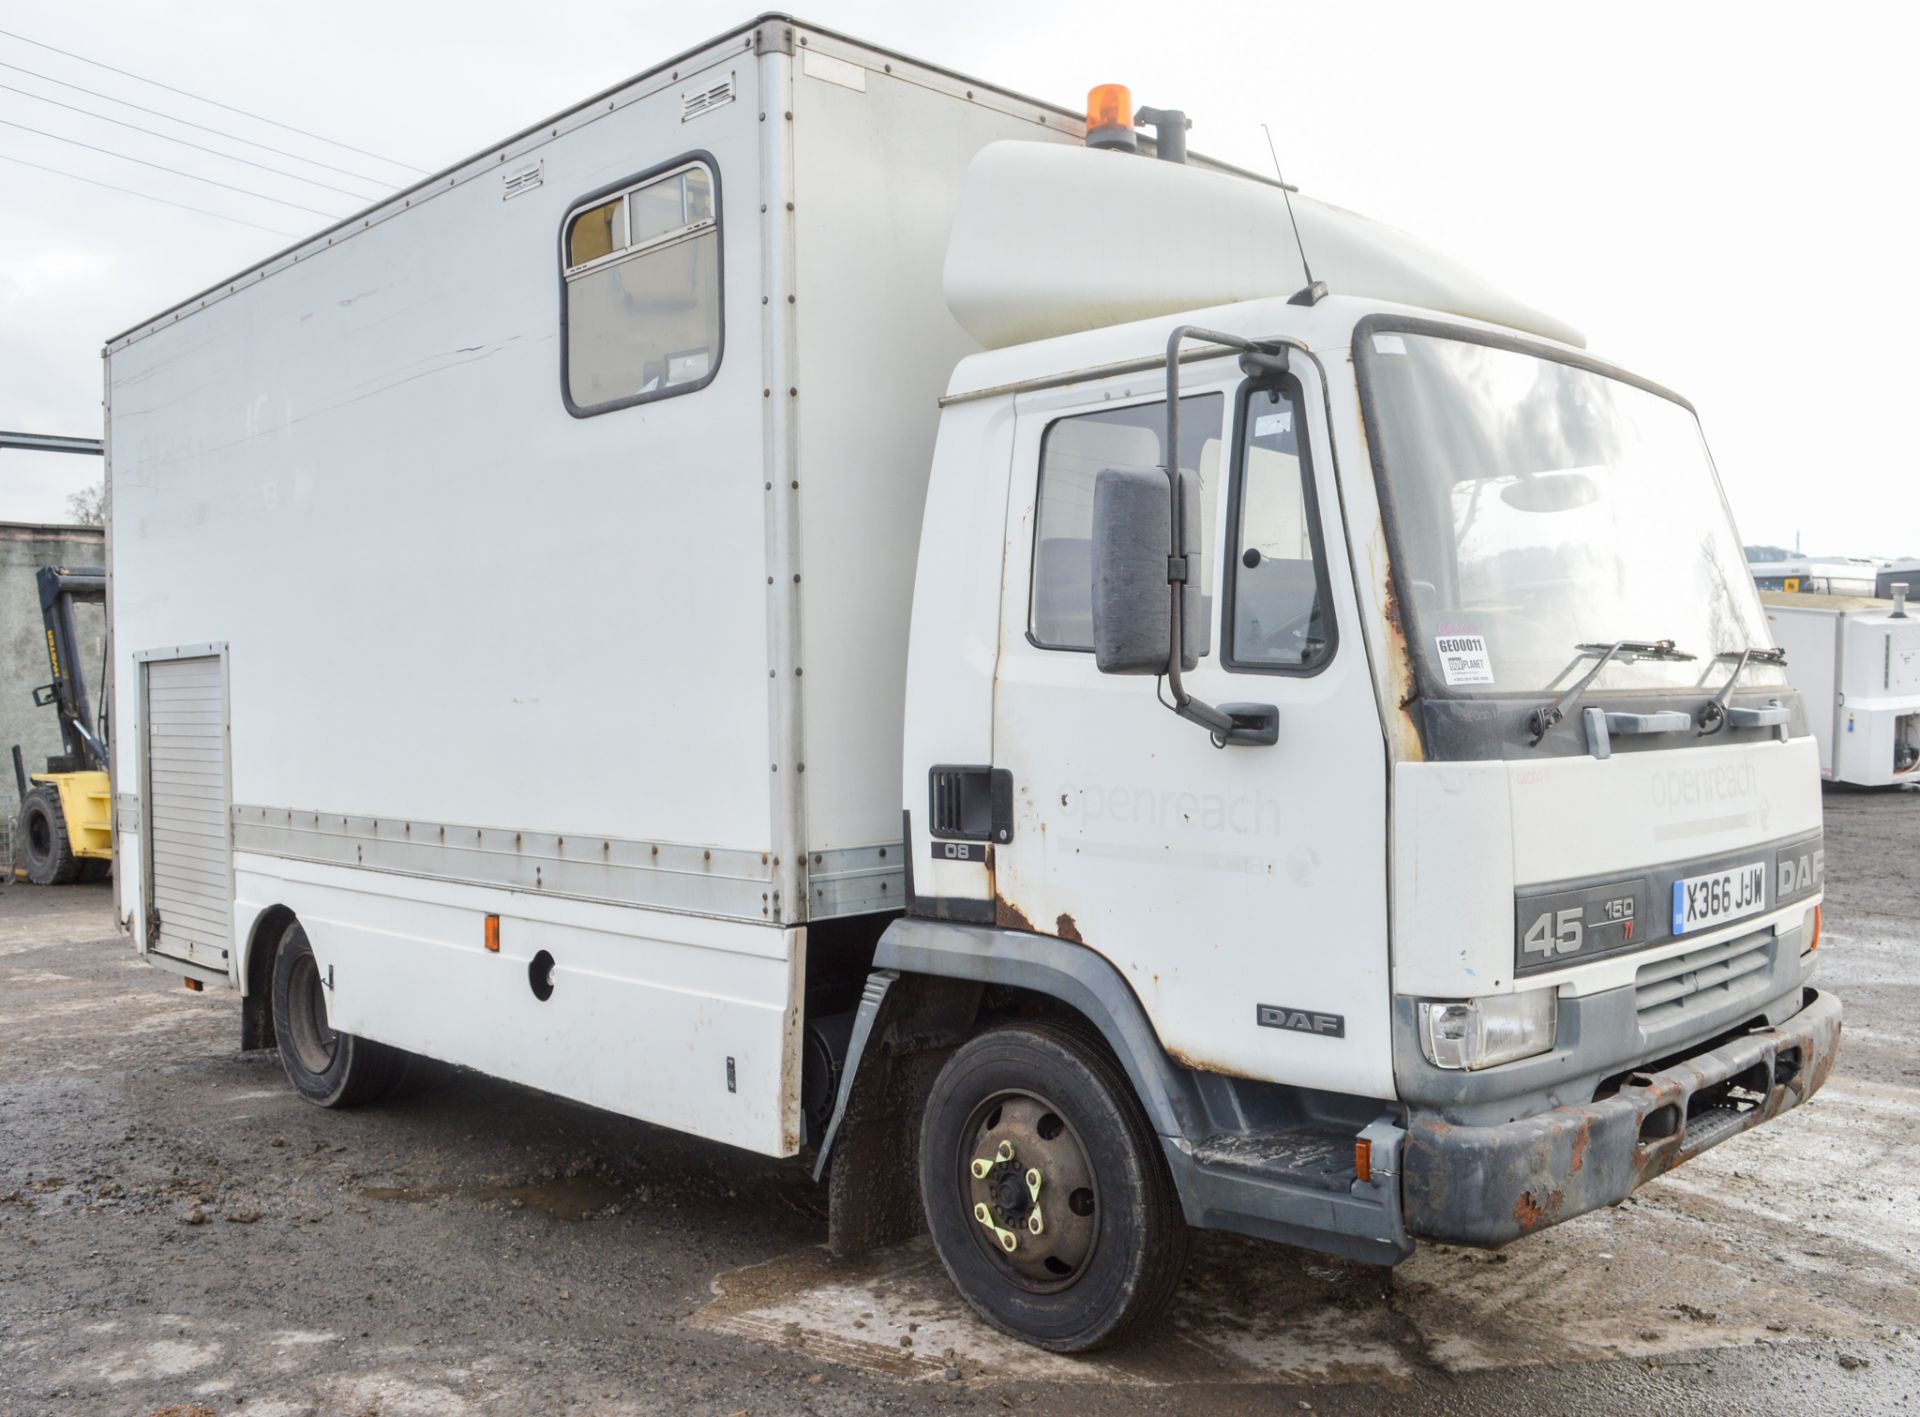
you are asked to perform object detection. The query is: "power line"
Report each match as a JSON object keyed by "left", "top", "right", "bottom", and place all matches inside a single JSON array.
[
  {"left": 0, "top": 115, "right": 345, "bottom": 219},
  {"left": 0, "top": 78, "right": 380, "bottom": 202},
  {"left": 0, "top": 58, "right": 399, "bottom": 188},
  {"left": 0, "top": 27, "right": 426, "bottom": 174},
  {"left": 0, "top": 150, "right": 297, "bottom": 235}
]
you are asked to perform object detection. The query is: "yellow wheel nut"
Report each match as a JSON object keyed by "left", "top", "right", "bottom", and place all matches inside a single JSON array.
[{"left": 973, "top": 1201, "right": 1018, "bottom": 1253}]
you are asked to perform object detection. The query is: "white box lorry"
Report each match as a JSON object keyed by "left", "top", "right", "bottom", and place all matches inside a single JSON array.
[
  {"left": 104, "top": 16, "right": 1840, "bottom": 1352},
  {"left": 1763, "top": 588, "right": 1920, "bottom": 785}
]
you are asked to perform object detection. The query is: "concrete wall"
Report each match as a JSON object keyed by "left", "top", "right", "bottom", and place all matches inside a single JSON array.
[{"left": 3, "top": 522, "right": 106, "bottom": 822}]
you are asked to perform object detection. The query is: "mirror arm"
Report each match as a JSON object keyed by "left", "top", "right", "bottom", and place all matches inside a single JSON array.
[{"left": 1160, "top": 325, "right": 1285, "bottom": 744}]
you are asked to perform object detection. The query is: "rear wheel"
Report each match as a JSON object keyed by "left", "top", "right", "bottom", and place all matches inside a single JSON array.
[
  {"left": 919, "top": 1022, "right": 1190, "bottom": 1352},
  {"left": 271, "top": 920, "right": 406, "bottom": 1107},
  {"left": 19, "top": 786, "right": 81, "bottom": 885}
]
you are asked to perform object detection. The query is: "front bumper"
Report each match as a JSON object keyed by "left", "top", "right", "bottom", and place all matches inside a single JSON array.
[{"left": 1401, "top": 986, "right": 1841, "bottom": 1246}]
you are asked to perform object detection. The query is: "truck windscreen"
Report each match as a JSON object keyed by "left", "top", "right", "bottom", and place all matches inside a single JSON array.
[{"left": 1358, "top": 328, "right": 1783, "bottom": 697}]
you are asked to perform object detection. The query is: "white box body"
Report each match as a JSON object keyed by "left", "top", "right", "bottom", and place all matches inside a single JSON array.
[{"left": 103, "top": 20, "right": 1088, "bottom": 1156}]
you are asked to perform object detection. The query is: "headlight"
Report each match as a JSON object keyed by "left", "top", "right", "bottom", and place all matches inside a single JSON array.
[{"left": 1419, "top": 989, "right": 1557, "bottom": 1070}]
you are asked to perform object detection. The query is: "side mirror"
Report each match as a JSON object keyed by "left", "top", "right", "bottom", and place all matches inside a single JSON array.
[{"left": 1091, "top": 465, "right": 1209, "bottom": 674}]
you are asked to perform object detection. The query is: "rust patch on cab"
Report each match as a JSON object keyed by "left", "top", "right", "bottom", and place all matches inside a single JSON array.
[
  {"left": 1512, "top": 1188, "right": 1563, "bottom": 1232},
  {"left": 1364, "top": 515, "right": 1425, "bottom": 763},
  {"left": 993, "top": 895, "right": 1035, "bottom": 933},
  {"left": 1163, "top": 1043, "right": 1265, "bottom": 1084},
  {"left": 1054, "top": 912, "right": 1083, "bottom": 944}
]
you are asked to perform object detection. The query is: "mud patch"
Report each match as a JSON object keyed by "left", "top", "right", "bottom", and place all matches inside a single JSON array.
[
  {"left": 360, "top": 1176, "right": 630, "bottom": 1221},
  {"left": 696, "top": 1095, "right": 1918, "bottom": 1386},
  {"left": 693, "top": 1234, "right": 1415, "bottom": 1385}
]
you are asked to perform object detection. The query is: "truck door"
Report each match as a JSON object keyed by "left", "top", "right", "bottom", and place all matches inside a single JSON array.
[
  {"left": 138, "top": 647, "right": 235, "bottom": 980},
  {"left": 987, "top": 354, "right": 1394, "bottom": 1098}
]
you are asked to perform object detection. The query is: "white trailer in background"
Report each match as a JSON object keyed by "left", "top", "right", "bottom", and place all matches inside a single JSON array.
[
  {"left": 1747, "top": 556, "right": 1884, "bottom": 596},
  {"left": 104, "top": 16, "right": 1840, "bottom": 1352},
  {"left": 1763, "top": 589, "right": 1920, "bottom": 785}
]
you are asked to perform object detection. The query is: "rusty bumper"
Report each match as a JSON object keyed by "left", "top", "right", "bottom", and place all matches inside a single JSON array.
[{"left": 1402, "top": 987, "right": 1841, "bottom": 1247}]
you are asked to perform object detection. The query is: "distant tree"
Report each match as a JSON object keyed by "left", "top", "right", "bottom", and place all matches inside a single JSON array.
[{"left": 65, "top": 481, "right": 105, "bottom": 527}]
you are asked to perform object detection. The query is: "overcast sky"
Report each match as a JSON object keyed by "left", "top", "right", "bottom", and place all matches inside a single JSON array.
[{"left": 1, "top": 1, "right": 1912, "bottom": 554}]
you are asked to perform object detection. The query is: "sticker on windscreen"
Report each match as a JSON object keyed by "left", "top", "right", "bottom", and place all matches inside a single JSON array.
[
  {"left": 1254, "top": 410, "right": 1293, "bottom": 438},
  {"left": 1373, "top": 333, "right": 1407, "bottom": 355},
  {"left": 1435, "top": 633, "right": 1494, "bottom": 687}
]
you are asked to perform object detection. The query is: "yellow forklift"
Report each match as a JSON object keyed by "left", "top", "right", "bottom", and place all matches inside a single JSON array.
[
  {"left": 4, "top": 428, "right": 110, "bottom": 885},
  {"left": 11, "top": 563, "right": 111, "bottom": 884}
]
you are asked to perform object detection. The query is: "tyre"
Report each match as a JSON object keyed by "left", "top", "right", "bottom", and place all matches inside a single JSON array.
[
  {"left": 271, "top": 920, "right": 406, "bottom": 1107},
  {"left": 918, "top": 1022, "right": 1190, "bottom": 1352},
  {"left": 19, "top": 786, "right": 81, "bottom": 885}
]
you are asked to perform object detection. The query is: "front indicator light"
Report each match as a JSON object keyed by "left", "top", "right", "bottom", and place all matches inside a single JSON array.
[
  {"left": 1419, "top": 989, "right": 1557, "bottom": 1070},
  {"left": 1803, "top": 904, "right": 1821, "bottom": 954}
]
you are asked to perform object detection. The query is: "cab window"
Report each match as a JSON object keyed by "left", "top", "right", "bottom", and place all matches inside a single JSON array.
[
  {"left": 1225, "top": 388, "right": 1335, "bottom": 671},
  {"left": 1030, "top": 394, "right": 1223, "bottom": 650}
]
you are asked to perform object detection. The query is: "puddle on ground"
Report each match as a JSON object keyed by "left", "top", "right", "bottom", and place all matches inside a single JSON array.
[{"left": 361, "top": 1177, "right": 630, "bottom": 1221}]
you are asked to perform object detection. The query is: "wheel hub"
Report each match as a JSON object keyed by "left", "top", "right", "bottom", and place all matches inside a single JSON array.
[
  {"left": 284, "top": 951, "right": 338, "bottom": 1076},
  {"left": 961, "top": 1092, "right": 1098, "bottom": 1289},
  {"left": 991, "top": 1169, "right": 1029, "bottom": 1216}
]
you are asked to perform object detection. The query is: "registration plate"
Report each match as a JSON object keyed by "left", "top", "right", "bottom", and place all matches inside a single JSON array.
[{"left": 1671, "top": 861, "right": 1767, "bottom": 935}]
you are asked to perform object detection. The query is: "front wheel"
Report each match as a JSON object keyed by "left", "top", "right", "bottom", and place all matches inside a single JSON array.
[
  {"left": 918, "top": 1022, "right": 1190, "bottom": 1352},
  {"left": 270, "top": 920, "right": 407, "bottom": 1107}
]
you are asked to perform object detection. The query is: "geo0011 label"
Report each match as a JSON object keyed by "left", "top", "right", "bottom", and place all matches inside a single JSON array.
[{"left": 1434, "top": 633, "right": 1494, "bottom": 687}]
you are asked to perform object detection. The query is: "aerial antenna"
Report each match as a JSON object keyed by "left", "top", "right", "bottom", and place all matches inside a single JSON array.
[{"left": 1262, "top": 123, "right": 1324, "bottom": 305}]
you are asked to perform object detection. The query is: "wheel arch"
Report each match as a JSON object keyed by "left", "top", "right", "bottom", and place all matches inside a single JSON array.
[
  {"left": 240, "top": 904, "right": 297, "bottom": 1051},
  {"left": 813, "top": 918, "right": 1210, "bottom": 1260},
  {"left": 870, "top": 918, "right": 1207, "bottom": 1142}
]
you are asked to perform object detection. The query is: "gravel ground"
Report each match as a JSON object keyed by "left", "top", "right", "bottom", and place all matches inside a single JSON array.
[{"left": 1, "top": 790, "right": 1916, "bottom": 1416}]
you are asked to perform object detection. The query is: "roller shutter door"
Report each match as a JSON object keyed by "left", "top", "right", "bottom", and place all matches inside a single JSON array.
[{"left": 144, "top": 655, "right": 230, "bottom": 971}]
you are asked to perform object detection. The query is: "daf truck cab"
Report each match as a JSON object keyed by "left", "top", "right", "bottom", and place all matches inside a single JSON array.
[
  {"left": 834, "top": 140, "right": 1837, "bottom": 1351},
  {"left": 858, "top": 292, "right": 1837, "bottom": 1339},
  {"left": 102, "top": 20, "right": 1837, "bottom": 1360}
]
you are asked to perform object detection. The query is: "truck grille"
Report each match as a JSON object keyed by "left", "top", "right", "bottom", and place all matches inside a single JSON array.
[{"left": 1635, "top": 930, "right": 1773, "bottom": 1025}]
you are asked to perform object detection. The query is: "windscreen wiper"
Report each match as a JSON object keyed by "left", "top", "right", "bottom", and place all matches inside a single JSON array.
[
  {"left": 1528, "top": 639, "right": 1696, "bottom": 746},
  {"left": 1697, "top": 646, "right": 1789, "bottom": 734}
]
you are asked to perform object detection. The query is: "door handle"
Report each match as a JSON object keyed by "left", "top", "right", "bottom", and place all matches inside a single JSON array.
[{"left": 1215, "top": 702, "right": 1279, "bottom": 747}]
